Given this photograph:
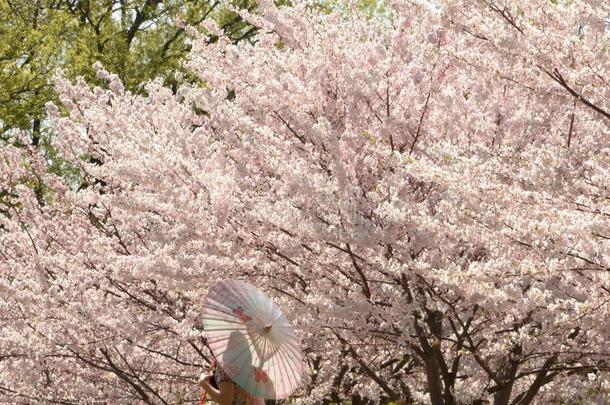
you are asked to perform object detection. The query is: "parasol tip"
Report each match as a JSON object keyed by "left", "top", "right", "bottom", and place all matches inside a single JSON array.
[{"left": 263, "top": 324, "right": 273, "bottom": 332}]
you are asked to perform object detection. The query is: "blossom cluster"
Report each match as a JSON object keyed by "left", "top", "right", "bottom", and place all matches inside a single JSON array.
[{"left": 1, "top": 0, "right": 609, "bottom": 403}]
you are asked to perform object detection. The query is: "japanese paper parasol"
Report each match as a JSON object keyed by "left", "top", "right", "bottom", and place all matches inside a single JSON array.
[{"left": 201, "top": 279, "right": 307, "bottom": 399}]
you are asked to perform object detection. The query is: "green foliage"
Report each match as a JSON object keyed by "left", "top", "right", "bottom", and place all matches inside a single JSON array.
[
  {"left": 62, "top": 0, "right": 259, "bottom": 92},
  {"left": 0, "top": 1, "right": 73, "bottom": 139}
]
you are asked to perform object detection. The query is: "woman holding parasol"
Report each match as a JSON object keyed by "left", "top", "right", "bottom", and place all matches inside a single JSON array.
[{"left": 198, "top": 279, "right": 306, "bottom": 404}]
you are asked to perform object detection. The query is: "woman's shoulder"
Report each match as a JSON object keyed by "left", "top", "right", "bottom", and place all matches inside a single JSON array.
[{"left": 214, "top": 365, "right": 266, "bottom": 405}]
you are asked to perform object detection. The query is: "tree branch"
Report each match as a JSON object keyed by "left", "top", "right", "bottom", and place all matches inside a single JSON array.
[{"left": 542, "top": 67, "right": 610, "bottom": 121}]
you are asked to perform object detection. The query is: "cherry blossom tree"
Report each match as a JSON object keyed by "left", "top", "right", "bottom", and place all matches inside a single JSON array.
[{"left": 1, "top": 0, "right": 609, "bottom": 403}]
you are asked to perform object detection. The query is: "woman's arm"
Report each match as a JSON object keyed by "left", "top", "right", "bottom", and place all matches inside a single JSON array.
[{"left": 200, "top": 373, "right": 235, "bottom": 405}]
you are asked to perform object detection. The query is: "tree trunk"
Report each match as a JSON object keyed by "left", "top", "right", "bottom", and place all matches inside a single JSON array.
[{"left": 493, "top": 344, "right": 522, "bottom": 405}]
